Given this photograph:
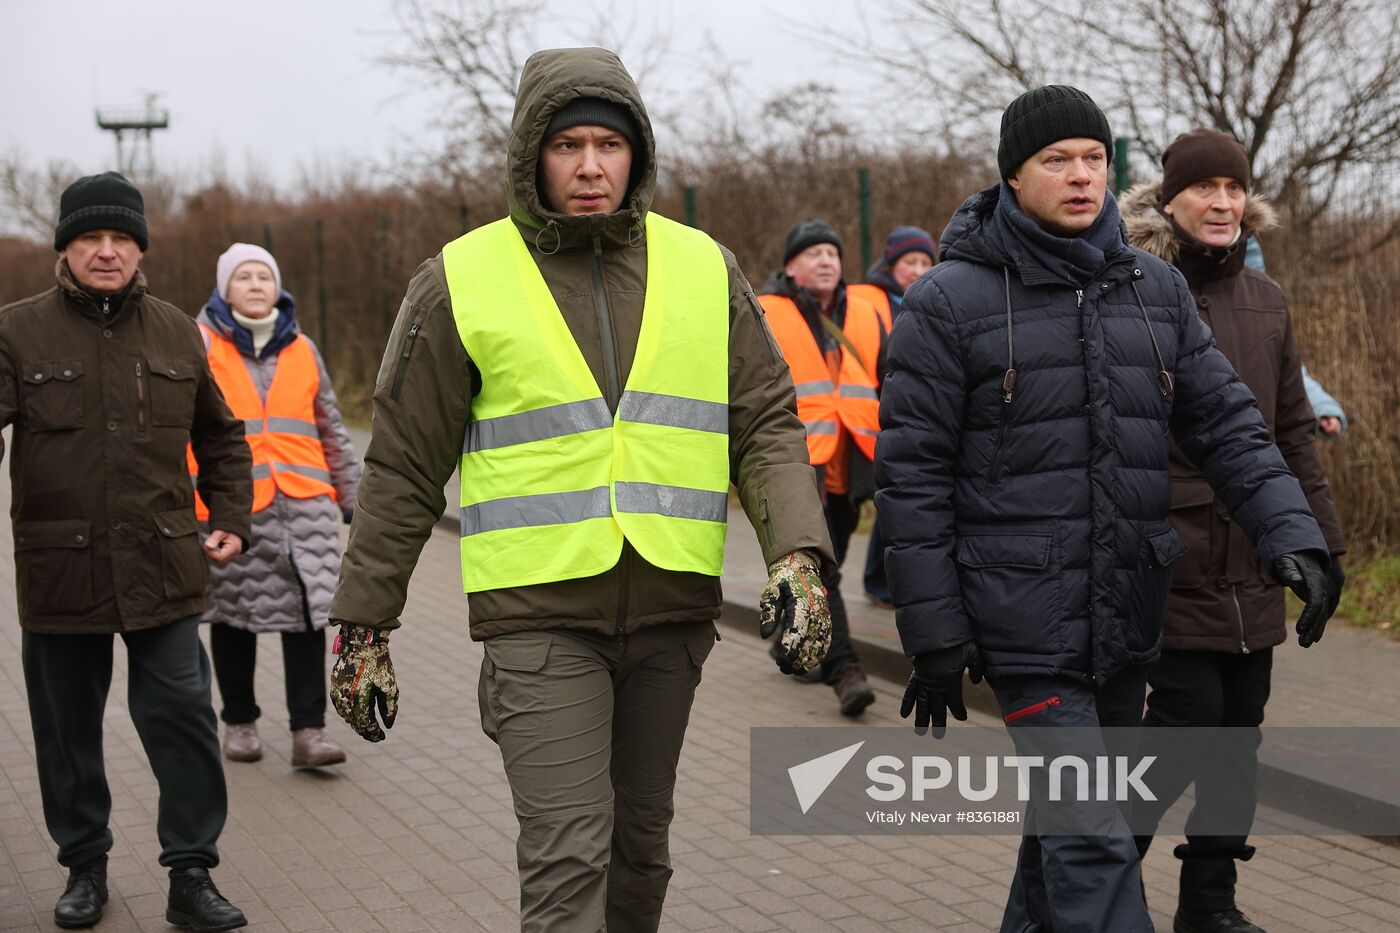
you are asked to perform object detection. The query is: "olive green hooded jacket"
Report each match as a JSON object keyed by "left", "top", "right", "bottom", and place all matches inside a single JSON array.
[{"left": 329, "top": 47, "right": 831, "bottom": 639}]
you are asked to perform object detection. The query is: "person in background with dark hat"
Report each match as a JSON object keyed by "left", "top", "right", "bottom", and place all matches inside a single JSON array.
[
  {"left": 757, "top": 220, "right": 885, "bottom": 715},
  {"left": 1122, "top": 128, "right": 1346, "bottom": 933},
  {"left": 849, "top": 225, "right": 937, "bottom": 608},
  {"left": 877, "top": 87, "right": 1337, "bottom": 931},
  {"left": 0, "top": 171, "right": 253, "bottom": 931},
  {"left": 327, "top": 49, "right": 832, "bottom": 932}
]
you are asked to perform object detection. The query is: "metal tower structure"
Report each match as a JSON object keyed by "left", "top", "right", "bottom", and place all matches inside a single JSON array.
[{"left": 95, "top": 93, "right": 169, "bottom": 178}]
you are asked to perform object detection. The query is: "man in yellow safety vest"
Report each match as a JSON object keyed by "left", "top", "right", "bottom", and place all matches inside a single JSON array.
[{"left": 327, "top": 48, "right": 834, "bottom": 932}]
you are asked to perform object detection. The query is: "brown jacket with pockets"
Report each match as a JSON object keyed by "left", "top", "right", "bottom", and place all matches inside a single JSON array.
[
  {"left": 1124, "top": 180, "right": 1345, "bottom": 653},
  {"left": 0, "top": 261, "right": 253, "bottom": 633},
  {"left": 329, "top": 47, "right": 832, "bottom": 640}
]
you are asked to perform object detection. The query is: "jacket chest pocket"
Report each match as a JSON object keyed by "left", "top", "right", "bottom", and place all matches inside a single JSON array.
[
  {"left": 20, "top": 359, "right": 85, "bottom": 431},
  {"left": 15, "top": 519, "right": 93, "bottom": 615},
  {"left": 146, "top": 357, "right": 199, "bottom": 427}
]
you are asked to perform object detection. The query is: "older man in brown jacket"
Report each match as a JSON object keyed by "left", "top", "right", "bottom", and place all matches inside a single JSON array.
[
  {"left": 0, "top": 172, "right": 253, "bottom": 931},
  {"left": 1123, "top": 130, "right": 1346, "bottom": 933}
]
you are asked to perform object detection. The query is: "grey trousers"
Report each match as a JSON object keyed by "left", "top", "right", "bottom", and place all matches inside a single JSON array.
[
  {"left": 990, "top": 666, "right": 1153, "bottom": 933},
  {"left": 479, "top": 621, "right": 717, "bottom": 933}
]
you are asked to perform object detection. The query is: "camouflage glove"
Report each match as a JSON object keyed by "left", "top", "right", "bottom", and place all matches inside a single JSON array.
[
  {"left": 330, "top": 624, "right": 398, "bottom": 742},
  {"left": 758, "top": 549, "right": 832, "bottom": 676}
]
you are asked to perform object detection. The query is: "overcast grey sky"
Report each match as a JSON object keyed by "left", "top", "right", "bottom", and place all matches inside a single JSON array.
[{"left": 1, "top": 0, "right": 874, "bottom": 190}]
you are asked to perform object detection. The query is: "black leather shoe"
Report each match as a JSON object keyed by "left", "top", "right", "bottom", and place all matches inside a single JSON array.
[
  {"left": 166, "top": 868, "right": 247, "bottom": 931},
  {"left": 54, "top": 856, "right": 108, "bottom": 929},
  {"left": 1174, "top": 908, "right": 1267, "bottom": 933}
]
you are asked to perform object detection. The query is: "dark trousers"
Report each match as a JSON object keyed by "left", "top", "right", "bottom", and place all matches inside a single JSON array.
[
  {"left": 1135, "top": 648, "right": 1273, "bottom": 913},
  {"left": 989, "top": 665, "right": 1154, "bottom": 933},
  {"left": 22, "top": 617, "right": 226, "bottom": 869},
  {"left": 209, "top": 624, "right": 327, "bottom": 730},
  {"left": 862, "top": 514, "right": 891, "bottom": 603},
  {"left": 478, "top": 622, "right": 716, "bottom": 933},
  {"left": 819, "top": 493, "right": 863, "bottom": 683}
]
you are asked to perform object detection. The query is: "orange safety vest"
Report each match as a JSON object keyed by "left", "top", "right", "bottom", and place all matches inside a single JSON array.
[
  {"left": 759, "top": 293, "right": 883, "bottom": 462},
  {"left": 848, "top": 283, "right": 894, "bottom": 334},
  {"left": 188, "top": 324, "right": 336, "bottom": 521}
]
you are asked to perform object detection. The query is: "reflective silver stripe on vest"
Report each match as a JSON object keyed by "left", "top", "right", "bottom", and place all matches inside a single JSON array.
[
  {"left": 617, "top": 391, "right": 726, "bottom": 434},
  {"left": 195, "top": 463, "right": 272, "bottom": 485},
  {"left": 849, "top": 427, "right": 878, "bottom": 438},
  {"left": 793, "top": 379, "right": 836, "bottom": 398},
  {"left": 270, "top": 462, "right": 332, "bottom": 483},
  {"left": 804, "top": 421, "right": 838, "bottom": 436},
  {"left": 838, "top": 385, "right": 878, "bottom": 400},
  {"left": 614, "top": 482, "right": 727, "bottom": 523},
  {"left": 265, "top": 416, "right": 320, "bottom": 438},
  {"left": 466, "top": 398, "right": 612, "bottom": 453},
  {"left": 243, "top": 419, "right": 264, "bottom": 435},
  {"left": 460, "top": 486, "right": 611, "bottom": 537}
]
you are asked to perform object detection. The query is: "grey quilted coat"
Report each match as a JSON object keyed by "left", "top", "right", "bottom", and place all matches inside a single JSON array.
[{"left": 196, "top": 304, "right": 361, "bottom": 633}]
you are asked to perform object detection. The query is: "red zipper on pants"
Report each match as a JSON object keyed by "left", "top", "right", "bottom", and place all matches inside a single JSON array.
[{"left": 1004, "top": 695, "right": 1061, "bottom": 724}]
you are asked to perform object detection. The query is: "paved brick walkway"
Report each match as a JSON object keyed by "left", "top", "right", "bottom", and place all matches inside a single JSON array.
[{"left": 2, "top": 469, "right": 1400, "bottom": 930}]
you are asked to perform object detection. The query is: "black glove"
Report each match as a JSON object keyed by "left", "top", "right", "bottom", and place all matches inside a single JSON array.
[
  {"left": 1325, "top": 556, "right": 1345, "bottom": 622},
  {"left": 900, "top": 641, "right": 985, "bottom": 739},
  {"left": 1274, "top": 551, "right": 1333, "bottom": 648}
]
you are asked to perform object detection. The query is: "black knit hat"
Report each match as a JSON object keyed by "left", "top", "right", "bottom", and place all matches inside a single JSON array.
[
  {"left": 53, "top": 171, "right": 148, "bottom": 252},
  {"left": 543, "top": 96, "right": 639, "bottom": 150},
  {"left": 997, "top": 85, "right": 1114, "bottom": 179},
  {"left": 783, "top": 219, "right": 843, "bottom": 265},
  {"left": 1160, "top": 128, "right": 1251, "bottom": 206}
]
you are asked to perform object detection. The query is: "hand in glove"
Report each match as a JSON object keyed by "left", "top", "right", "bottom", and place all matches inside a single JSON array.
[
  {"left": 758, "top": 549, "right": 832, "bottom": 676},
  {"left": 901, "top": 641, "right": 985, "bottom": 738},
  {"left": 330, "top": 624, "right": 399, "bottom": 742},
  {"left": 1325, "top": 557, "right": 1345, "bottom": 618},
  {"left": 1274, "top": 551, "right": 1334, "bottom": 648}
]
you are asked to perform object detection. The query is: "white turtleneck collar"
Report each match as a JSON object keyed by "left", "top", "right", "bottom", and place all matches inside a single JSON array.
[{"left": 231, "top": 307, "right": 281, "bottom": 356}]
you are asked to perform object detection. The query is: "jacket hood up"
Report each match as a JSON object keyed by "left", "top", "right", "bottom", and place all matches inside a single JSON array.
[
  {"left": 1121, "top": 177, "right": 1279, "bottom": 264},
  {"left": 507, "top": 47, "right": 656, "bottom": 252}
]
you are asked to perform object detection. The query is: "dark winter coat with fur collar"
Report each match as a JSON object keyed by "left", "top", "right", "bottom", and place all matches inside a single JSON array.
[{"left": 1122, "top": 180, "right": 1345, "bottom": 654}]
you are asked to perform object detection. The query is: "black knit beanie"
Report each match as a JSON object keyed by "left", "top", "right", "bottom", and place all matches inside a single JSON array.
[
  {"left": 783, "top": 220, "right": 843, "bottom": 265},
  {"left": 54, "top": 172, "right": 148, "bottom": 252},
  {"left": 543, "top": 97, "right": 639, "bottom": 150},
  {"left": 997, "top": 85, "right": 1114, "bottom": 180},
  {"left": 1160, "top": 128, "right": 1251, "bottom": 206}
]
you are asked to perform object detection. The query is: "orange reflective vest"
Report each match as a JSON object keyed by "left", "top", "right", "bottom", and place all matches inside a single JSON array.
[
  {"left": 188, "top": 324, "right": 335, "bottom": 520},
  {"left": 759, "top": 293, "right": 883, "bottom": 462},
  {"left": 848, "top": 283, "right": 894, "bottom": 334}
]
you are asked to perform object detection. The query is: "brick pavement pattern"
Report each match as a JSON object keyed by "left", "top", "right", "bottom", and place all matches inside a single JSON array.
[{"left": 2, "top": 475, "right": 1399, "bottom": 930}]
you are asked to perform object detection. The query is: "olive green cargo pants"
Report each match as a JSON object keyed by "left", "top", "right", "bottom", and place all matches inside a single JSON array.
[{"left": 479, "top": 621, "right": 717, "bottom": 933}]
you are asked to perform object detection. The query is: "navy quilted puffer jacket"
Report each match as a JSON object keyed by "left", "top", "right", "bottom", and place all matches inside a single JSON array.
[{"left": 874, "top": 183, "right": 1326, "bottom": 684}]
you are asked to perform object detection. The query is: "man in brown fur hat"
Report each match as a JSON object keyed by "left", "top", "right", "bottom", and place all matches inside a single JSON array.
[{"left": 1122, "top": 128, "right": 1347, "bottom": 933}]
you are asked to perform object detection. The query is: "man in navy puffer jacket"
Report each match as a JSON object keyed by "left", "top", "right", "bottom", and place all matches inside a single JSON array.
[{"left": 875, "top": 86, "right": 1335, "bottom": 933}]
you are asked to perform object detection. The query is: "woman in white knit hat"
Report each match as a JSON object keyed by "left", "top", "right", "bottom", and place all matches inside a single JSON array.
[{"left": 195, "top": 243, "right": 362, "bottom": 768}]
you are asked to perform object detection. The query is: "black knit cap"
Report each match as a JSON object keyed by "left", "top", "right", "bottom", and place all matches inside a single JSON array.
[
  {"left": 1160, "top": 128, "right": 1251, "bottom": 206},
  {"left": 783, "top": 219, "right": 843, "bottom": 265},
  {"left": 997, "top": 85, "right": 1114, "bottom": 179},
  {"left": 53, "top": 171, "right": 148, "bottom": 252},
  {"left": 543, "top": 96, "right": 639, "bottom": 150}
]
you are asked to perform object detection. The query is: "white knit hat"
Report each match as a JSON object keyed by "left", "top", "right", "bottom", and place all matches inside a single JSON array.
[{"left": 216, "top": 243, "right": 281, "bottom": 301}]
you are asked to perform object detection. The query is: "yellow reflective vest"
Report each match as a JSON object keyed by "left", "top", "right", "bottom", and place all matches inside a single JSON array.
[{"left": 441, "top": 213, "right": 730, "bottom": 593}]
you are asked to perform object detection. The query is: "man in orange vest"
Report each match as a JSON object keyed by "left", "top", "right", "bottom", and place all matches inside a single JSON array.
[{"left": 758, "top": 220, "right": 884, "bottom": 715}]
